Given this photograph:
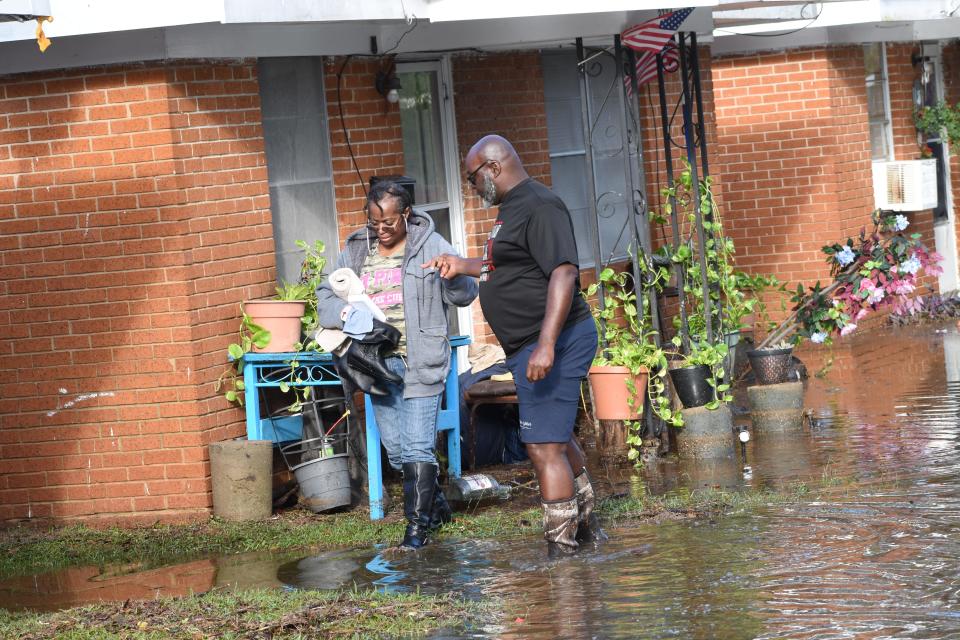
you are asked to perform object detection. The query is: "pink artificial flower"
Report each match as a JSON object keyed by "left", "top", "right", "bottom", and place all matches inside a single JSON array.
[
  {"left": 859, "top": 279, "right": 885, "bottom": 304},
  {"left": 888, "top": 278, "right": 916, "bottom": 295},
  {"left": 840, "top": 323, "right": 857, "bottom": 336}
]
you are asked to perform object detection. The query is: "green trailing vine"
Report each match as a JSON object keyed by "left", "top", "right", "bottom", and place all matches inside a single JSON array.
[
  {"left": 659, "top": 164, "right": 745, "bottom": 408},
  {"left": 587, "top": 265, "right": 682, "bottom": 466},
  {"left": 915, "top": 100, "right": 960, "bottom": 153}
]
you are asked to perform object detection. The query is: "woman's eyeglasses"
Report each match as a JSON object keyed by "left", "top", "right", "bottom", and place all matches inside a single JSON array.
[{"left": 367, "top": 216, "right": 404, "bottom": 231}]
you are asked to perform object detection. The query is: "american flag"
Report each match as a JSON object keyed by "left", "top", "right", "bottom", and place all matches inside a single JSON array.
[
  {"left": 621, "top": 8, "right": 693, "bottom": 54},
  {"left": 624, "top": 40, "right": 680, "bottom": 97}
]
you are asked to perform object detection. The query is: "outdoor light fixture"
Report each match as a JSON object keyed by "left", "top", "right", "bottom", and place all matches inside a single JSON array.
[
  {"left": 375, "top": 67, "right": 402, "bottom": 104},
  {"left": 737, "top": 426, "right": 752, "bottom": 478}
]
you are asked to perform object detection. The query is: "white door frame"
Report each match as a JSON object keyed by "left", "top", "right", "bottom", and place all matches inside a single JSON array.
[
  {"left": 925, "top": 43, "right": 959, "bottom": 293},
  {"left": 396, "top": 57, "right": 475, "bottom": 346}
]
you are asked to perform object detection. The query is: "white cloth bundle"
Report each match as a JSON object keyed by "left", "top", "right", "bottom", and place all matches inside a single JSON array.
[{"left": 329, "top": 267, "right": 386, "bottom": 322}]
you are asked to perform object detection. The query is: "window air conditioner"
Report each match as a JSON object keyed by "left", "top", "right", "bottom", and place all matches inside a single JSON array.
[{"left": 871, "top": 159, "right": 938, "bottom": 212}]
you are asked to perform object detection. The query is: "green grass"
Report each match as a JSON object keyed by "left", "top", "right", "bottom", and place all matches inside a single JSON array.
[
  {"left": 0, "top": 511, "right": 400, "bottom": 581},
  {"left": 0, "top": 588, "right": 491, "bottom": 639},
  {"left": 0, "top": 472, "right": 870, "bottom": 583}
]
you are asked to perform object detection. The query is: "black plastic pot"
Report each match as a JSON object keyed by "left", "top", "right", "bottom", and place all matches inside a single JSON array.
[
  {"left": 669, "top": 365, "right": 713, "bottom": 408},
  {"left": 746, "top": 347, "right": 793, "bottom": 385}
]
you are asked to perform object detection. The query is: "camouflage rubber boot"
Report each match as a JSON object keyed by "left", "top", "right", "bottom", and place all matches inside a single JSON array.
[
  {"left": 574, "top": 468, "right": 608, "bottom": 545},
  {"left": 542, "top": 496, "right": 579, "bottom": 558}
]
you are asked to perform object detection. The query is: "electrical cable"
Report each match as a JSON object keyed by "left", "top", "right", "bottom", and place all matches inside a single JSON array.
[
  {"left": 336, "top": 55, "right": 368, "bottom": 196},
  {"left": 380, "top": 15, "right": 420, "bottom": 56},
  {"left": 713, "top": 3, "right": 823, "bottom": 38}
]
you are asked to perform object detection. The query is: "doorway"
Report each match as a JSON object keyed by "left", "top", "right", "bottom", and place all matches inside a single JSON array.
[
  {"left": 915, "top": 43, "right": 958, "bottom": 292},
  {"left": 396, "top": 59, "right": 472, "bottom": 338}
]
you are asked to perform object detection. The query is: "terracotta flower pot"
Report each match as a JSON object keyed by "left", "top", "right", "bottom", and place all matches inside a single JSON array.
[
  {"left": 243, "top": 299, "right": 306, "bottom": 353},
  {"left": 588, "top": 365, "right": 648, "bottom": 420}
]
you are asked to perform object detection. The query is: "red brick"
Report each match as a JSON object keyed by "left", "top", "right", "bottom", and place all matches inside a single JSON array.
[{"left": 2, "top": 60, "right": 274, "bottom": 524}]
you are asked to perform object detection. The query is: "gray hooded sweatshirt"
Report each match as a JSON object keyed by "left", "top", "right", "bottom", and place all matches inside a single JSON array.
[{"left": 316, "top": 210, "right": 478, "bottom": 398}]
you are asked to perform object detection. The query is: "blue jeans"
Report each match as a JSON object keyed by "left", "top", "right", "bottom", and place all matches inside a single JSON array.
[{"left": 369, "top": 356, "right": 442, "bottom": 470}]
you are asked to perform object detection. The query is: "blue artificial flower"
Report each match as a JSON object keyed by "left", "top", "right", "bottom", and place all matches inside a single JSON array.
[
  {"left": 810, "top": 332, "right": 828, "bottom": 344},
  {"left": 893, "top": 215, "right": 909, "bottom": 232},
  {"left": 900, "top": 255, "right": 921, "bottom": 275},
  {"left": 835, "top": 245, "right": 856, "bottom": 267}
]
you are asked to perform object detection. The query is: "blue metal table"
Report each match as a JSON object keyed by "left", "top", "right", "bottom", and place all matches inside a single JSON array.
[{"left": 238, "top": 335, "right": 470, "bottom": 520}]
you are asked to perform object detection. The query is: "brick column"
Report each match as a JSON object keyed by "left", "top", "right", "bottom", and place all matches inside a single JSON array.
[{"left": 0, "top": 60, "right": 272, "bottom": 524}]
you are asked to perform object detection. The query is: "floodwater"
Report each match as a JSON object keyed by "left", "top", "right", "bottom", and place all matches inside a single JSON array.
[{"left": 5, "top": 324, "right": 960, "bottom": 638}]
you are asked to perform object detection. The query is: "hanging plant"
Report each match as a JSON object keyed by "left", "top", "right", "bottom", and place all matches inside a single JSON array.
[
  {"left": 587, "top": 264, "right": 682, "bottom": 466},
  {"left": 915, "top": 100, "right": 960, "bottom": 152}
]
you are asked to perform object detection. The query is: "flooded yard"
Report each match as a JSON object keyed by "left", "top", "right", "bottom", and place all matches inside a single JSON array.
[{"left": 4, "top": 324, "right": 960, "bottom": 638}]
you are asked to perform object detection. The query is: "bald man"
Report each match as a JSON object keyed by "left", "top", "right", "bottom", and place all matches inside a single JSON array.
[{"left": 423, "top": 135, "right": 603, "bottom": 556}]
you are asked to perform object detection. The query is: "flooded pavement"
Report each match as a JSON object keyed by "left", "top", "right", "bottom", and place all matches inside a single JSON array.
[{"left": 6, "top": 324, "right": 960, "bottom": 638}]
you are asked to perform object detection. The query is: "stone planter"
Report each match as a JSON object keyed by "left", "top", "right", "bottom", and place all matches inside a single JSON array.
[
  {"left": 676, "top": 404, "right": 735, "bottom": 461},
  {"left": 209, "top": 439, "right": 273, "bottom": 521},
  {"left": 747, "top": 381, "right": 804, "bottom": 434}
]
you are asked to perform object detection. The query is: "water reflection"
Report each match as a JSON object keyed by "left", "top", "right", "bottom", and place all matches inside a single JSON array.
[{"left": 6, "top": 325, "right": 960, "bottom": 637}]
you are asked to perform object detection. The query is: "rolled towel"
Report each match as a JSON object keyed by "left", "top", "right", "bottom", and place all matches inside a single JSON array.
[{"left": 329, "top": 267, "right": 387, "bottom": 322}]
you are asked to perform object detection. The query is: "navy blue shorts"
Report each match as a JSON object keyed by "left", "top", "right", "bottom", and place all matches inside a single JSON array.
[{"left": 505, "top": 317, "right": 598, "bottom": 444}]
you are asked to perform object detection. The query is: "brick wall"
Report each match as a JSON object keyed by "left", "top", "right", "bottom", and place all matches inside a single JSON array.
[
  {"left": 0, "top": 61, "right": 271, "bottom": 525},
  {"left": 713, "top": 47, "right": 881, "bottom": 322},
  {"left": 452, "top": 51, "right": 552, "bottom": 345},
  {"left": 712, "top": 43, "right": 950, "bottom": 325},
  {"left": 324, "top": 57, "right": 405, "bottom": 241}
]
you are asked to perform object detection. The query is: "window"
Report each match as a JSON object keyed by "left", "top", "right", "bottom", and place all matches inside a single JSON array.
[
  {"left": 864, "top": 43, "right": 894, "bottom": 162},
  {"left": 257, "top": 58, "right": 338, "bottom": 283},
  {"left": 541, "top": 51, "right": 636, "bottom": 269}
]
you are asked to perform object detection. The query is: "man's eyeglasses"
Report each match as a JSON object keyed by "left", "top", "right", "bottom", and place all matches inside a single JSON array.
[
  {"left": 466, "top": 160, "right": 493, "bottom": 186},
  {"left": 367, "top": 216, "right": 404, "bottom": 231}
]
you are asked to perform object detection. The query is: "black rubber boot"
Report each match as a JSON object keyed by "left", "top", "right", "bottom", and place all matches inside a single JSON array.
[
  {"left": 543, "top": 496, "right": 579, "bottom": 558},
  {"left": 346, "top": 319, "right": 403, "bottom": 386},
  {"left": 332, "top": 352, "right": 389, "bottom": 397},
  {"left": 429, "top": 480, "right": 453, "bottom": 531},
  {"left": 357, "top": 318, "right": 402, "bottom": 345},
  {"left": 345, "top": 340, "right": 403, "bottom": 385},
  {"left": 398, "top": 462, "right": 438, "bottom": 550},
  {"left": 574, "top": 468, "right": 608, "bottom": 545}
]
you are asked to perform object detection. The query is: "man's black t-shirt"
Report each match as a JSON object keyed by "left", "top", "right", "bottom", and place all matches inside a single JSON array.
[{"left": 478, "top": 178, "right": 591, "bottom": 356}]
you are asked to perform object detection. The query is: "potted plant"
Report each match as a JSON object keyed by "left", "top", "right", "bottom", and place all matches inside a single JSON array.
[
  {"left": 586, "top": 266, "right": 681, "bottom": 464},
  {"left": 915, "top": 100, "right": 960, "bottom": 152},
  {"left": 668, "top": 341, "right": 732, "bottom": 409},
  {"left": 661, "top": 164, "right": 741, "bottom": 400},
  {"left": 745, "top": 339, "right": 794, "bottom": 386},
  {"left": 219, "top": 239, "right": 328, "bottom": 409}
]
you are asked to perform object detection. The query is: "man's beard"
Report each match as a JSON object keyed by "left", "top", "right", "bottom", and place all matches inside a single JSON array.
[{"left": 480, "top": 174, "right": 499, "bottom": 208}]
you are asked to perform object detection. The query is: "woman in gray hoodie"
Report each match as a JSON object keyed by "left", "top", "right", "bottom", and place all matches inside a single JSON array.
[{"left": 317, "top": 181, "right": 478, "bottom": 550}]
